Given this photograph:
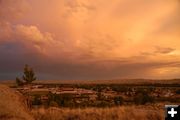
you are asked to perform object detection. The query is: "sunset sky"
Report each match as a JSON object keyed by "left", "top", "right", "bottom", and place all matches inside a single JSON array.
[{"left": 0, "top": 0, "right": 180, "bottom": 80}]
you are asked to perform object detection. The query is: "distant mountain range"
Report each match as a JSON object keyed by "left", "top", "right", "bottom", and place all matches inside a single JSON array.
[{"left": 0, "top": 79, "right": 180, "bottom": 85}]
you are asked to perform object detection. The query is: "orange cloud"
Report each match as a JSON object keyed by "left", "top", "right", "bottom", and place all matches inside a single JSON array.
[{"left": 0, "top": 0, "right": 180, "bottom": 79}]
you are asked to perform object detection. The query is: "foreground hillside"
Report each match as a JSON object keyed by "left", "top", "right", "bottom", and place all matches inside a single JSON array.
[
  {"left": 32, "top": 106, "right": 164, "bottom": 120},
  {"left": 0, "top": 84, "right": 34, "bottom": 120}
]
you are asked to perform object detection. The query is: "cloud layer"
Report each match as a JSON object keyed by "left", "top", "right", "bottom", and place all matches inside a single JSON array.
[{"left": 0, "top": 0, "right": 180, "bottom": 80}]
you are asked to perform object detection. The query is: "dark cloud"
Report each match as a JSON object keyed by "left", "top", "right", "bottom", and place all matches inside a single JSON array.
[
  {"left": 141, "top": 47, "right": 175, "bottom": 56},
  {"left": 154, "top": 47, "right": 175, "bottom": 54},
  {"left": 1, "top": 47, "right": 180, "bottom": 80},
  {"left": 0, "top": 0, "right": 57, "bottom": 80}
]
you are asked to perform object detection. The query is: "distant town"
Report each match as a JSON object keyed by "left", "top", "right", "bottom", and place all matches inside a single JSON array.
[{"left": 13, "top": 82, "right": 180, "bottom": 108}]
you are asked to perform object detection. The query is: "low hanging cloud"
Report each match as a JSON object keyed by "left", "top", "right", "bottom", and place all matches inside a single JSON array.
[
  {"left": 0, "top": 0, "right": 57, "bottom": 79},
  {"left": 0, "top": 0, "right": 61, "bottom": 55},
  {"left": 0, "top": 0, "right": 180, "bottom": 80}
]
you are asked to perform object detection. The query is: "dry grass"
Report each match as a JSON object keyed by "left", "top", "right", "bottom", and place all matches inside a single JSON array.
[
  {"left": 32, "top": 106, "right": 164, "bottom": 120},
  {"left": 0, "top": 84, "right": 34, "bottom": 120}
]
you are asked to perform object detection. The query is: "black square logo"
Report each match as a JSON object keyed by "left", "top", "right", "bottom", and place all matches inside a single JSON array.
[{"left": 165, "top": 105, "right": 180, "bottom": 120}]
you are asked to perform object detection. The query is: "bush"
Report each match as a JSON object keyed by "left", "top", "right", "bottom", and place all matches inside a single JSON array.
[
  {"left": 48, "top": 93, "right": 75, "bottom": 107},
  {"left": 134, "top": 92, "right": 154, "bottom": 105},
  {"left": 111, "top": 86, "right": 129, "bottom": 92},
  {"left": 49, "top": 101, "right": 59, "bottom": 107},
  {"left": 176, "top": 89, "right": 180, "bottom": 94},
  {"left": 32, "top": 95, "right": 42, "bottom": 105},
  {"left": 96, "top": 101, "right": 110, "bottom": 107},
  {"left": 114, "top": 96, "right": 124, "bottom": 105}
]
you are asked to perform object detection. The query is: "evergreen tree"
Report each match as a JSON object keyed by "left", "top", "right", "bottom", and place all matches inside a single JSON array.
[{"left": 16, "top": 64, "right": 36, "bottom": 86}]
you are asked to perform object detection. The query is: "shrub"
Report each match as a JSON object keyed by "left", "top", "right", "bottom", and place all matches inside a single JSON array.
[
  {"left": 32, "top": 95, "right": 42, "bottom": 105},
  {"left": 111, "top": 86, "right": 129, "bottom": 92},
  {"left": 176, "top": 89, "right": 180, "bottom": 94},
  {"left": 114, "top": 96, "right": 124, "bottom": 105},
  {"left": 134, "top": 92, "right": 154, "bottom": 105},
  {"left": 49, "top": 101, "right": 59, "bottom": 107},
  {"left": 96, "top": 101, "right": 110, "bottom": 107}
]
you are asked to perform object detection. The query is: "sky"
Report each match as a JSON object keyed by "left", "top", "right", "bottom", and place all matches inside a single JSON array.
[{"left": 0, "top": 0, "right": 180, "bottom": 80}]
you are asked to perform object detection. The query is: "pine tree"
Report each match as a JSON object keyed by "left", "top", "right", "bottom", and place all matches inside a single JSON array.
[{"left": 16, "top": 64, "right": 36, "bottom": 86}]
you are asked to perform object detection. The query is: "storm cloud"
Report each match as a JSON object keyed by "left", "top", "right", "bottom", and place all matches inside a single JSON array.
[{"left": 0, "top": 0, "right": 180, "bottom": 80}]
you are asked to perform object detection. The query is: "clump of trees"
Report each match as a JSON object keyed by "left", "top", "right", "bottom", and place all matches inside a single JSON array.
[
  {"left": 16, "top": 64, "right": 36, "bottom": 86},
  {"left": 47, "top": 93, "right": 75, "bottom": 107}
]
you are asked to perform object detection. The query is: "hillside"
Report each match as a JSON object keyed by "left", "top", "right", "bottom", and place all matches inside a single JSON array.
[{"left": 0, "top": 84, "right": 34, "bottom": 120}]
